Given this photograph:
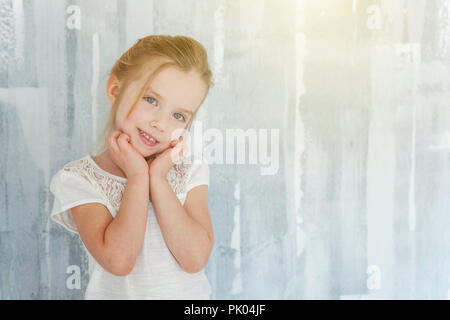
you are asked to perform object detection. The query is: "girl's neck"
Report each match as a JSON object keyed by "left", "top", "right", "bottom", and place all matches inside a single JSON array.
[{"left": 92, "top": 150, "right": 127, "bottom": 179}]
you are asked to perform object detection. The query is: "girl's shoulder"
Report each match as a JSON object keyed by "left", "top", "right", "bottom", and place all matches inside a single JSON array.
[
  {"left": 49, "top": 155, "right": 116, "bottom": 233},
  {"left": 176, "top": 155, "right": 210, "bottom": 194},
  {"left": 167, "top": 155, "right": 209, "bottom": 194},
  {"left": 54, "top": 154, "right": 126, "bottom": 211},
  {"left": 61, "top": 155, "right": 95, "bottom": 174},
  {"left": 60, "top": 155, "right": 120, "bottom": 186}
]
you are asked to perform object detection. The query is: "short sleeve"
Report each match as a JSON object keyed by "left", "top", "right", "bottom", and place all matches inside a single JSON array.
[
  {"left": 49, "top": 169, "right": 110, "bottom": 235},
  {"left": 185, "top": 158, "right": 210, "bottom": 193}
]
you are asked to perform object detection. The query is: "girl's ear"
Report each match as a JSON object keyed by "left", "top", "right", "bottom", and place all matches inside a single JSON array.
[{"left": 106, "top": 74, "right": 121, "bottom": 106}]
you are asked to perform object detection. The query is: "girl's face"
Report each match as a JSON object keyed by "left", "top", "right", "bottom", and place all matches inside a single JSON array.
[{"left": 109, "top": 62, "right": 207, "bottom": 158}]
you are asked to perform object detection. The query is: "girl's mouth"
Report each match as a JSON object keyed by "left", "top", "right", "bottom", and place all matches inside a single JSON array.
[{"left": 138, "top": 128, "right": 159, "bottom": 146}]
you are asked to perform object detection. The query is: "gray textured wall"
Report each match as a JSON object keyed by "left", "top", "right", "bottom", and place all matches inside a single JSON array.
[{"left": 0, "top": 0, "right": 449, "bottom": 299}]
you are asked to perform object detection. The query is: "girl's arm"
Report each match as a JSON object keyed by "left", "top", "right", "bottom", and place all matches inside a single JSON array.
[
  {"left": 103, "top": 174, "right": 150, "bottom": 273},
  {"left": 102, "top": 130, "right": 151, "bottom": 274},
  {"left": 72, "top": 174, "right": 149, "bottom": 276},
  {"left": 150, "top": 175, "right": 214, "bottom": 273}
]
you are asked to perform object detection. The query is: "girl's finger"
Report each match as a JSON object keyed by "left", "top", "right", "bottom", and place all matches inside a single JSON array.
[
  {"left": 171, "top": 142, "right": 185, "bottom": 163},
  {"left": 171, "top": 136, "right": 183, "bottom": 146},
  {"left": 110, "top": 130, "right": 121, "bottom": 140},
  {"left": 117, "top": 133, "right": 130, "bottom": 151},
  {"left": 180, "top": 141, "right": 188, "bottom": 157},
  {"left": 107, "top": 130, "right": 121, "bottom": 152}
]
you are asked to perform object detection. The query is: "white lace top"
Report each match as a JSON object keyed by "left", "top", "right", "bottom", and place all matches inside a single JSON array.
[{"left": 49, "top": 154, "right": 212, "bottom": 300}]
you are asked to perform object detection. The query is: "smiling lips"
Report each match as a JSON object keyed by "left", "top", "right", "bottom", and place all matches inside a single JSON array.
[{"left": 138, "top": 128, "right": 159, "bottom": 146}]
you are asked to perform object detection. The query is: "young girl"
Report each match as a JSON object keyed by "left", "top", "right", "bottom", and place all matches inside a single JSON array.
[{"left": 49, "top": 35, "right": 215, "bottom": 299}]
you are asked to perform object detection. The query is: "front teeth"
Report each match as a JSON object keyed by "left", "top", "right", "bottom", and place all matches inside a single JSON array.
[{"left": 139, "top": 129, "right": 156, "bottom": 143}]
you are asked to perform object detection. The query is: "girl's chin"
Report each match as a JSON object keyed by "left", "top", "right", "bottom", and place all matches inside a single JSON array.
[
  {"left": 135, "top": 141, "right": 168, "bottom": 159},
  {"left": 143, "top": 150, "right": 161, "bottom": 160}
]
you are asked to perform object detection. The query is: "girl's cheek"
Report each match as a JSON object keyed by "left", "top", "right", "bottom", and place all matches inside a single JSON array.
[{"left": 127, "top": 107, "right": 147, "bottom": 122}]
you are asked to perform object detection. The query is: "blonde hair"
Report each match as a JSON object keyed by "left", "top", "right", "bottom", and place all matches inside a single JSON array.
[{"left": 90, "top": 35, "right": 214, "bottom": 157}]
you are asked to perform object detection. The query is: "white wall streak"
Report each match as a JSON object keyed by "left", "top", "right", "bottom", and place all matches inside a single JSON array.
[{"left": 91, "top": 33, "right": 99, "bottom": 149}]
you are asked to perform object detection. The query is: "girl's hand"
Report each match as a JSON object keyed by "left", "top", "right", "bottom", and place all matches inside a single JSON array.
[
  {"left": 147, "top": 136, "right": 188, "bottom": 179},
  {"left": 106, "top": 129, "right": 149, "bottom": 179}
]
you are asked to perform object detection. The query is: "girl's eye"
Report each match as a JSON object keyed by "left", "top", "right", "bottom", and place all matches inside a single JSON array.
[
  {"left": 174, "top": 113, "right": 185, "bottom": 122},
  {"left": 144, "top": 96, "right": 158, "bottom": 106}
]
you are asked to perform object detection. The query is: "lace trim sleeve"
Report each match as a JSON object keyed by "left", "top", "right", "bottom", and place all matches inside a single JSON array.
[{"left": 49, "top": 169, "right": 110, "bottom": 234}]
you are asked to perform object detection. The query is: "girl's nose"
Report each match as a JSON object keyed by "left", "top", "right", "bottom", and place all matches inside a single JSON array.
[{"left": 150, "top": 115, "right": 168, "bottom": 132}]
